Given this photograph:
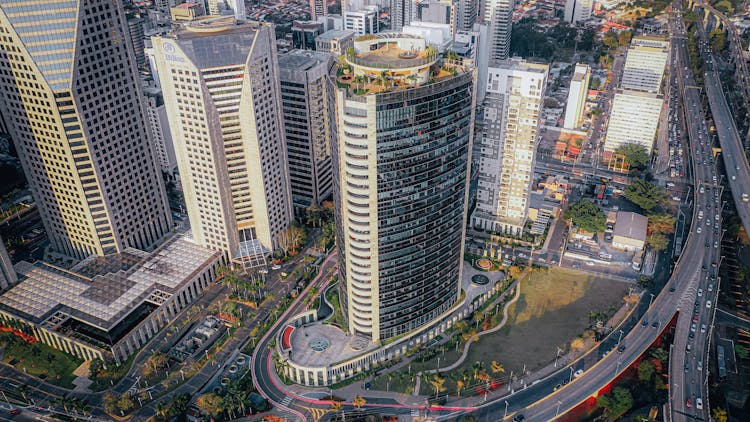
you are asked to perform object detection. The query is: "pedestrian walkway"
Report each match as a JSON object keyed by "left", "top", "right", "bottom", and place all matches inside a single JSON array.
[{"left": 426, "top": 279, "right": 521, "bottom": 374}]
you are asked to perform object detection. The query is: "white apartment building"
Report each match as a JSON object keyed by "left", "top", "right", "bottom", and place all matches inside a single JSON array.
[
  {"left": 472, "top": 60, "right": 549, "bottom": 234},
  {"left": 345, "top": 6, "right": 379, "bottom": 35},
  {"left": 564, "top": 64, "right": 591, "bottom": 129},
  {"left": 0, "top": 0, "right": 172, "bottom": 260},
  {"left": 604, "top": 90, "right": 663, "bottom": 153},
  {"left": 621, "top": 36, "right": 670, "bottom": 93},
  {"left": 484, "top": 0, "right": 514, "bottom": 61},
  {"left": 142, "top": 87, "right": 178, "bottom": 174},
  {"left": 564, "top": 0, "right": 593, "bottom": 24},
  {"left": 153, "top": 18, "right": 293, "bottom": 270}
]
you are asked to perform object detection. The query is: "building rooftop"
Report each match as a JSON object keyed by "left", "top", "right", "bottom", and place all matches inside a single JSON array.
[
  {"left": 316, "top": 29, "right": 355, "bottom": 40},
  {"left": 278, "top": 50, "right": 334, "bottom": 71},
  {"left": 613, "top": 211, "right": 648, "bottom": 242},
  {"left": 0, "top": 236, "right": 220, "bottom": 332},
  {"left": 347, "top": 33, "right": 434, "bottom": 70}
]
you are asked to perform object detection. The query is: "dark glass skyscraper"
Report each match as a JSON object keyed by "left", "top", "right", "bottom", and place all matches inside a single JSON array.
[{"left": 334, "top": 34, "right": 476, "bottom": 342}]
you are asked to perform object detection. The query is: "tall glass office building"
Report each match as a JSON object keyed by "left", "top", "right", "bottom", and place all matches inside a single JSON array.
[
  {"left": 334, "top": 34, "right": 477, "bottom": 342},
  {"left": 0, "top": 0, "right": 172, "bottom": 260}
]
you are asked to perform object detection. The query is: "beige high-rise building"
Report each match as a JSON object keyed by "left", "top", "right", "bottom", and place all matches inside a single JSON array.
[
  {"left": 152, "top": 18, "right": 293, "bottom": 270},
  {"left": 0, "top": 0, "right": 172, "bottom": 260},
  {"left": 563, "top": 63, "right": 590, "bottom": 129},
  {"left": 472, "top": 60, "right": 548, "bottom": 234}
]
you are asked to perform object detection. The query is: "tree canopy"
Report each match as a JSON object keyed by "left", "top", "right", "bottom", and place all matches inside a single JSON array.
[
  {"left": 615, "top": 143, "right": 649, "bottom": 170},
  {"left": 647, "top": 214, "right": 676, "bottom": 235},
  {"left": 564, "top": 200, "right": 606, "bottom": 233},
  {"left": 710, "top": 28, "right": 727, "bottom": 51},
  {"left": 647, "top": 233, "right": 670, "bottom": 251},
  {"left": 596, "top": 387, "right": 633, "bottom": 418},
  {"left": 625, "top": 179, "right": 668, "bottom": 211},
  {"left": 637, "top": 360, "right": 655, "bottom": 382}
]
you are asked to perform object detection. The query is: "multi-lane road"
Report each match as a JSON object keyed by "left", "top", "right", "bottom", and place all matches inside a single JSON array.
[{"left": 668, "top": 4, "right": 722, "bottom": 418}]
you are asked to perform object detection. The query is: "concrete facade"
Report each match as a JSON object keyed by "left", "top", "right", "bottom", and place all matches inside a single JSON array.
[
  {"left": 563, "top": 64, "right": 591, "bottom": 130},
  {"left": 152, "top": 18, "right": 293, "bottom": 270},
  {"left": 472, "top": 60, "right": 549, "bottom": 234}
]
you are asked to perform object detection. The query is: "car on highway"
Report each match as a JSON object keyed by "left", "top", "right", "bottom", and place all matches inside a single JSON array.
[
  {"left": 708, "top": 283, "right": 713, "bottom": 292},
  {"left": 617, "top": 345, "right": 626, "bottom": 353},
  {"left": 701, "top": 324, "right": 706, "bottom": 333},
  {"left": 651, "top": 321, "right": 659, "bottom": 328},
  {"left": 707, "top": 300, "right": 712, "bottom": 308},
  {"left": 574, "top": 369, "right": 583, "bottom": 378},
  {"left": 698, "top": 210, "right": 704, "bottom": 219},
  {"left": 698, "top": 360, "right": 703, "bottom": 371},
  {"left": 691, "top": 323, "right": 696, "bottom": 332},
  {"left": 642, "top": 319, "right": 648, "bottom": 327},
  {"left": 698, "top": 288, "right": 703, "bottom": 297},
  {"left": 712, "top": 261, "right": 718, "bottom": 267},
  {"left": 513, "top": 414, "right": 525, "bottom": 421},
  {"left": 9, "top": 409, "right": 20, "bottom": 415},
  {"left": 714, "top": 240, "right": 719, "bottom": 248},
  {"left": 697, "top": 227, "right": 702, "bottom": 234}
]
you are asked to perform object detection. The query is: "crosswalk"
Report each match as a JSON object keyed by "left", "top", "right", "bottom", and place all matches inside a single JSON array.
[
  {"left": 279, "top": 396, "right": 293, "bottom": 407},
  {"left": 411, "top": 408, "right": 420, "bottom": 417}
]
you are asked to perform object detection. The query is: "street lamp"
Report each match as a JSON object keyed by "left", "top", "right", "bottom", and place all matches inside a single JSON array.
[
  {"left": 555, "top": 347, "right": 563, "bottom": 367},
  {"left": 556, "top": 400, "right": 563, "bottom": 416},
  {"left": 648, "top": 293, "right": 655, "bottom": 308},
  {"left": 504, "top": 401, "right": 509, "bottom": 418},
  {"left": 617, "top": 329, "right": 624, "bottom": 346},
  {"left": 569, "top": 366, "right": 574, "bottom": 382}
]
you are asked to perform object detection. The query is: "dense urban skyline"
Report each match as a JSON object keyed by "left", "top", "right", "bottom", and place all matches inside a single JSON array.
[{"left": 0, "top": 0, "right": 745, "bottom": 420}]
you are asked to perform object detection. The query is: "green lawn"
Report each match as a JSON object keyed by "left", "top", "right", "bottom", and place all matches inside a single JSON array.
[{"left": 0, "top": 333, "right": 82, "bottom": 388}]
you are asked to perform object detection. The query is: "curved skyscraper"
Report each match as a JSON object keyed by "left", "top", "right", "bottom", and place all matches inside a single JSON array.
[{"left": 334, "top": 34, "right": 476, "bottom": 342}]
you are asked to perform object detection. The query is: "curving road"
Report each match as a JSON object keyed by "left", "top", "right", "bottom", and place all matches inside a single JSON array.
[{"left": 465, "top": 4, "right": 720, "bottom": 420}]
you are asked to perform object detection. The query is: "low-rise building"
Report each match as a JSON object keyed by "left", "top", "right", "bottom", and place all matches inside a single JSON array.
[
  {"left": 171, "top": 2, "right": 205, "bottom": 21},
  {"left": 0, "top": 236, "right": 221, "bottom": 364},
  {"left": 612, "top": 211, "right": 648, "bottom": 251},
  {"left": 315, "top": 29, "right": 355, "bottom": 54}
]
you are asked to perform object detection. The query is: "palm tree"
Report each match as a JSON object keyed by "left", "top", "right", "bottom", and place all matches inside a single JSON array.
[
  {"left": 407, "top": 74, "right": 417, "bottom": 87},
  {"left": 456, "top": 379, "right": 465, "bottom": 397},
  {"left": 490, "top": 360, "right": 505, "bottom": 375},
  {"left": 155, "top": 401, "right": 169, "bottom": 420},
  {"left": 379, "top": 70, "right": 389, "bottom": 89},
  {"left": 429, "top": 374, "right": 446, "bottom": 399},
  {"left": 352, "top": 395, "right": 366, "bottom": 410}
]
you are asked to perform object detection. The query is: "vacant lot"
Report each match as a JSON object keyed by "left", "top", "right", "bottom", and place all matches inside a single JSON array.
[
  {"left": 454, "top": 267, "right": 629, "bottom": 375},
  {"left": 372, "top": 267, "right": 630, "bottom": 394}
]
